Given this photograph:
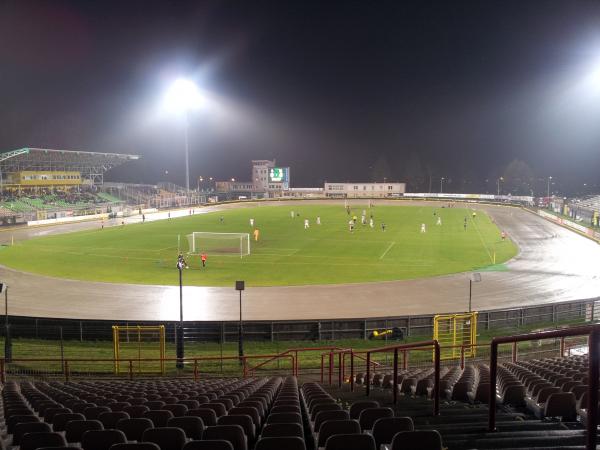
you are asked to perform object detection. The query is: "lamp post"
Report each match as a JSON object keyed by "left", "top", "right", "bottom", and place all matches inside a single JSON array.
[
  {"left": 547, "top": 176, "right": 553, "bottom": 199},
  {"left": 235, "top": 281, "right": 245, "bottom": 364},
  {"left": 497, "top": 177, "right": 503, "bottom": 196},
  {"left": 164, "top": 78, "right": 203, "bottom": 193},
  {"left": 440, "top": 177, "right": 445, "bottom": 193},
  {"left": 469, "top": 273, "right": 482, "bottom": 312},
  {"left": 1, "top": 283, "right": 11, "bottom": 363},
  {"left": 176, "top": 256, "right": 186, "bottom": 369}
]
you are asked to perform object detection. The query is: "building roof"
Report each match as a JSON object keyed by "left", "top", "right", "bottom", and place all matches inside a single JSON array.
[{"left": 0, "top": 147, "right": 139, "bottom": 173}]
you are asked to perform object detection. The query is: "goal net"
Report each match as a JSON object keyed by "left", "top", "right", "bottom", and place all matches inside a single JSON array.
[{"left": 186, "top": 232, "right": 251, "bottom": 258}]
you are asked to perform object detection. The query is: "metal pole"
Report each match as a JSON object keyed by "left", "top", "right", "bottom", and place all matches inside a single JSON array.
[
  {"left": 488, "top": 341, "right": 498, "bottom": 431},
  {"left": 433, "top": 342, "right": 440, "bottom": 416},
  {"left": 366, "top": 352, "right": 371, "bottom": 396},
  {"left": 238, "top": 290, "right": 244, "bottom": 361},
  {"left": 586, "top": 329, "right": 599, "bottom": 450},
  {"left": 4, "top": 286, "right": 11, "bottom": 363},
  {"left": 440, "top": 177, "right": 443, "bottom": 193},
  {"left": 176, "top": 266, "right": 184, "bottom": 369},
  {"left": 469, "top": 279, "right": 472, "bottom": 312},
  {"left": 184, "top": 113, "right": 190, "bottom": 192},
  {"left": 350, "top": 351, "right": 354, "bottom": 392},
  {"left": 393, "top": 349, "right": 398, "bottom": 405}
]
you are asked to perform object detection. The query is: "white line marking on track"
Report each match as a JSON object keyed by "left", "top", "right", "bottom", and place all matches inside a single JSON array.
[{"left": 379, "top": 241, "right": 396, "bottom": 260}]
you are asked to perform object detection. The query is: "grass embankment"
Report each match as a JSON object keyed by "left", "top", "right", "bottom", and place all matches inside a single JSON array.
[
  {"left": 0, "top": 204, "right": 516, "bottom": 286},
  {"left": 1, "top": 319, "right": 586, "bottom": 377}
]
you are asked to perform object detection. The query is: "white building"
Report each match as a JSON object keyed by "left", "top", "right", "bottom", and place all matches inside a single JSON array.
[{"left": 324, "top": 182, "right": 406, "bottom": 198}]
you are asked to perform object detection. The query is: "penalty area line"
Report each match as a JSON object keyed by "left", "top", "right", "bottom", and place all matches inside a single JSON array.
[{"left": 379, "top": 241, "right": 396, "bottom": 260}]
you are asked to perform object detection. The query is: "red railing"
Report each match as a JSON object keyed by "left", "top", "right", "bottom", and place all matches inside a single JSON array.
[
  {"left": 358, "top": 340, "right": 441, "bottom": 416},
  {"left": 488, "top": 324, "right": 600, "bottom": 450}
]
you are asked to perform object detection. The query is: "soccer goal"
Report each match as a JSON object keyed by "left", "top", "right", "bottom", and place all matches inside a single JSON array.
[{"left": 186, "top": 232, "right": 251, "bottom": 258}]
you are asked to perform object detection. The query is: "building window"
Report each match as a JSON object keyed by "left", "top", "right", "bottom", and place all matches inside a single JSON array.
[
  {"left": 388, "top": 185, "right": 393, "bottom": 190},
  {"left": 354, "top": 185, "right": 358, "bottom": 190},
  {"left": 363, "top": 186, "right": 366, "bottom": 190}
]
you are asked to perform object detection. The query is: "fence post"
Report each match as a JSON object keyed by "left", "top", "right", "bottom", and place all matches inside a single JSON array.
[
  {"left": 403, "top": 350, "right": 408, "bottom": 370},
  {"left": 350, "top": 351, "right": 355, "bottom": 392},
  {"left": 460, "top": 345, "right": 465, "bottom": 370},
  {"left": 488, "top": 341, "right": 498, "bottom": 431},
  {"left": 560, "top": 336, "right": 565, "bottom": 357},
  {"left": 433, "top": 342, "right": 440, "bottom": 416},
  {"left": 64, "top": 360, "right": 69, "bottom": 382},
  {"left": 328, "top": 352, "right": 333, "bottom": 386},
  {"left": 366, "top": 352, "right": 371, "bottom": 397},
  {"left": 295, "top": 350, "right": 299, "bottom": 376},
  {"left": 194, "top": 359, "right": 199, "bottom": 381},
  {"left": 393, "top": 349, "right": 398, "bottom": 405},
  {"left": 587, "top": 329, "right": 599, "bottom": 450},
  {"left": 338, "top": 352, "right": 343, "bottom": 387},
  {"left": 129, "top": 360, "right": 133, "bottom": 380},
  {"left": 320, "top": 355, "right": 324, "bottom": 383},
  {"left": 0, "top": 358, "right": 5, "bottom": 383},
  {"left": 512, "top": 342, "right": 517, "bottom": 362}
]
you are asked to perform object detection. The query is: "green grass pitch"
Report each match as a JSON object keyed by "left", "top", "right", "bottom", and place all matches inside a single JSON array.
[{"left": 0, "top": 203, "right": 517, "bottom": 286}]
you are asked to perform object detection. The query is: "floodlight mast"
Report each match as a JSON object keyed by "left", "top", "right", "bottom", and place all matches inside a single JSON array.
[{"left": 164, "top": 78, "right": 203, "bottom": 192}]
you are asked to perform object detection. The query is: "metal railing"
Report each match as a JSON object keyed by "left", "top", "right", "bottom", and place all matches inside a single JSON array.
[
  {"left": 488, "top": 324, "right": 600, "bottom": 450},
  {"left": 359, "top": 340, "right": 441, "bottom": 415}
]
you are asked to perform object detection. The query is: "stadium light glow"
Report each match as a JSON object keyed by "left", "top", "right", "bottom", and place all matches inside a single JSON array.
[
  {"left": 163, "top": 78, "right": 204, "bottom": 114},
  {"left": 163, "top": 77, "right": 204, "bottom": 193}
]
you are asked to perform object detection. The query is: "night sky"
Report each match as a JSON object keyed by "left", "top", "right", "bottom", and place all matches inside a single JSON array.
[{"left": 1, "top": 0, "right": 600, "bottom": 195}]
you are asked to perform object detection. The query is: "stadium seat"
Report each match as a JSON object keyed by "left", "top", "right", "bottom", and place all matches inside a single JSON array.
[
  {"left": 186, "top": 408, "right": 217, "bottom": 426},
  {"left": 218, "top": 414, "right": 256, "bottom": 443},
  {"left": 182, "top": 441, "right": 233, "bottom": 450},
  {"left": 358, "top": 407, "right": 394, "bottom": 432},
  {"left": 162, "top": 404, "right": 188, "bottom": 417},
  {"left": 81, "top": 429, "right": 127, "bottom": 450},
  {"left": 52, "top": 412, "right": 86, "bottom": 432},
  {"left": 44, "top": 407, "right": 73, "bottom": 423},
  {"left": 391, "top": 430, "right": 443, "bottom": 450},
  {"left": 66, "top": 420, "right": 104, "bottom": 444},
  {"left": 143, "top": 410, "right": 174, "bottom": 427},
  {"left": 123, "top": 406, "right": 150, "bottom": 418},
  {"left": 167, "top": 416, "right": 205, "bottom": 440},
  {"left": 203, "top": 425, "right": 247, "bottom": 450},
  {"left": 99, "top": 411, "right": 131, "bottom": 429},
  {"left": 255, "top": 436, "right": 306, "bottom": 450},
  {"left": 260, "top": 423, "right": 304, "bottom": 438},
  {"left": 116, "top": 418, "right": 154, "bottom": 442},
  {"left": 110, "top": 444, "right": 160, "bottom": 450},
  {"left": 317, "top": 420, "right": 361, "bottom": 448},
  {"left": 324, "top": 433, "right": 375, "bottom": 450},
  {"left": 85, "top": 406, "right": 113, "bottom": 420},
  {"left": 6, "top": 414, "right": 39, "bottom": 434},
  {"left": 348, "top": 401, "right": 379, "bottom": 420},
  {"left": 313, "top": 410, "right": 350, "bottom": 433},
  {"left": 142, "top": 427, "right": 187, "bottom": 450},
  {"left": 267, "top": 412, "right": 302, "bottom": 425},
  {"left": 20, "top": 431, "right": 67, "bottom": 450},
  {"left": 13, "top": 421, "right": 52, "bottom": 445},
  {"left": 229, "top": 407, "right": 261, "bottom": 427},
  {"left": 372, "top": 417, "right": 414, "bottom": 449}
]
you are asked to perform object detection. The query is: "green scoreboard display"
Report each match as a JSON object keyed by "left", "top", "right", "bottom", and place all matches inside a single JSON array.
[{"left": 268, "top": 167, "right": 289, "bottom": 183}]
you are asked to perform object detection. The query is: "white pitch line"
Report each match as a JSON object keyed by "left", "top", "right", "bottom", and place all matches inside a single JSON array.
[{"left": 379, "top": 241, "right": 396, "bottom": 260}]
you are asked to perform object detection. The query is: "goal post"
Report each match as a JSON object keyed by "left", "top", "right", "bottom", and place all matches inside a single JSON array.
[
  {"left": 112, "top": 325, "right": 166, "bottom": 375},
  {"left": 186, "top": 232, "right": 251, "bottom": 258}
]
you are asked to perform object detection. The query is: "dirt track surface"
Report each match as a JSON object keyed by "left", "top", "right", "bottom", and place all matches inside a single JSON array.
[{"left": 1, "top": 200, "right": 599, "bottom": 321}]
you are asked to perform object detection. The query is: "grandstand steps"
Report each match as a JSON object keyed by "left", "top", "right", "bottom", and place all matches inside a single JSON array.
[{"left": 444, "top": 432, "right": 586, "bottom": 449}]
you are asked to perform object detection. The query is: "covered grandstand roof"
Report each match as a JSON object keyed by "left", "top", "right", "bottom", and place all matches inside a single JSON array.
[{"left": 0, "top": 147, "right": 140, "bottom": 184}]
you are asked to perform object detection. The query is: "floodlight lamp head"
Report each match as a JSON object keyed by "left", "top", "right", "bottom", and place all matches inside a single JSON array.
[{"left": 164, "top": 78, "right": 204, "bottom": 114}]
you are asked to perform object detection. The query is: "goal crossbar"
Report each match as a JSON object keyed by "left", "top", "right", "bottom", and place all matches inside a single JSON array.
[{"left": 186, "top": 232, "right": 250, "bottom": 258}]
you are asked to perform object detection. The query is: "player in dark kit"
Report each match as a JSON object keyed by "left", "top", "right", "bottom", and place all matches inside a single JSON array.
[{"left": 177, "top": 254, "right": 188, "bottom": 269}]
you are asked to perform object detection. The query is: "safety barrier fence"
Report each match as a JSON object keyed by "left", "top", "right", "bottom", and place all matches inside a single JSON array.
[
  {"left": 1, "top": 296, "right": 597, "bottom": 343},
  {"left": 0, "top": 353, "right": 296, "bottom": 383},
  {"left": 488, "top": 324, "right": 600, "bottom": 450}
]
